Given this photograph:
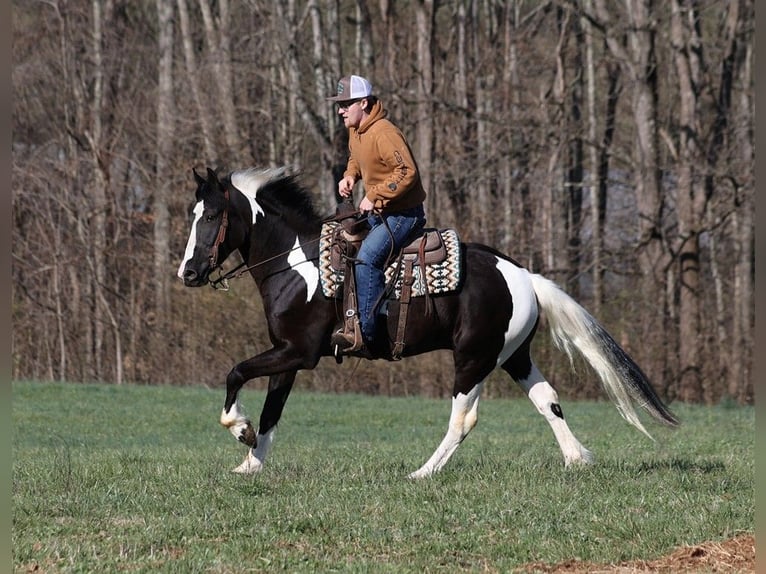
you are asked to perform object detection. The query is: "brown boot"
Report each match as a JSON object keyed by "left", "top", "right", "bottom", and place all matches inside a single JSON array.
[
  {"left": 331, "top": 328, "right": 373, "bottom": 359},
  {"left": 331, "top": 329, "right": 360, "bottom": 352}
]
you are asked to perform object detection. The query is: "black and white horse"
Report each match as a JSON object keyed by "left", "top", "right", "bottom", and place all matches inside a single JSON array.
[{"left": 177, "top": 167, "right": 678, "bottom": 478}]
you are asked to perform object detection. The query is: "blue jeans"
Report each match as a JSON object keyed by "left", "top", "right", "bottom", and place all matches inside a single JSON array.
[{"left": 355, "top": 205, "right": 426, "bottom": 344}]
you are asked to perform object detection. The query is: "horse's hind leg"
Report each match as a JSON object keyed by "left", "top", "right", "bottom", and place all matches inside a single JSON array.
[
  {"left": 503, "top": 355, "right": 593, "bottom": 466},
  {"left": 408, "top": 381, "right": 484, "bottom": 479}
]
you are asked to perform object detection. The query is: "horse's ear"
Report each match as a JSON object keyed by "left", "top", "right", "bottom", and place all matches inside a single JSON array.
[
  {"left": 206, "top": 167, "right": 218, "bottom": 183},
  {"left": 193, "top": 168, "right": 206, "bottom": 186}
]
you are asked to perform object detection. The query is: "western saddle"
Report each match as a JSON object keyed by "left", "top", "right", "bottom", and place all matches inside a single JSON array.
[{"left": 329, "top": 201, "right": 446, "bottom": 361}]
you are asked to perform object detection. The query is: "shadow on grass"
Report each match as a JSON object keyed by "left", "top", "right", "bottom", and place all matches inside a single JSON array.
[{"left": 634, "top": 457, "right": 726, "bottom": 474}]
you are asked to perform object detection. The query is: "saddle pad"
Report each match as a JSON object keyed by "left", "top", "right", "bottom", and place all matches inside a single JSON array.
[{"left": 318, "top": 222, "right": 462, "bottom": 300}]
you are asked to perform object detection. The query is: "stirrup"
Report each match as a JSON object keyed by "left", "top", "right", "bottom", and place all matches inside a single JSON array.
[
  {"left": 331, "top": 329, "right": 364, "bottom": 354},
  {"left": 331, "top": 327, "right": 374, "bottom": 360}
]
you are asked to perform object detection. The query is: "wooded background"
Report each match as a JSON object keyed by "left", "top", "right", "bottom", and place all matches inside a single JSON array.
[{"left": 12, "top": 0, "right": 753, "bottom": 404}]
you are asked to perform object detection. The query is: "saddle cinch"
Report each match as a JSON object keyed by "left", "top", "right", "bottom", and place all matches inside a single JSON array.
[{"left": 328, "top": 203, "right": 454, "bottom": 361}]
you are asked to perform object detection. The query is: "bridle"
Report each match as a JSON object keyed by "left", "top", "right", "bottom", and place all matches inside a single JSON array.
[
  {"left": 208, "top": 187, "right": 230, "bottom": 270},
  {"left": 204, "top": 191, "right": 367, "bottom": 292}
]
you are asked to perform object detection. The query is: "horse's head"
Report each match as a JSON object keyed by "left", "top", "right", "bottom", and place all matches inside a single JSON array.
[{"left": 177, "top": 167, "right": 236, "bottom": 287}]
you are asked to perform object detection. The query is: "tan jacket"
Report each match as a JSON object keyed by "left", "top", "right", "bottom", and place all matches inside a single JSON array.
[{"left": 344, "top": 100, "right": 427, "bottom": 213}]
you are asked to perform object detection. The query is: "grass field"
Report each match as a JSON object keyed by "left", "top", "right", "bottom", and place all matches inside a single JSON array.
[{"left": 12, "top": 381, "right": 754, "bottom": 573}]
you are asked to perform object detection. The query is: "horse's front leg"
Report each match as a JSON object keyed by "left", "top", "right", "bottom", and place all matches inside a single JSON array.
[
  {"left": 218, "top": 345, "right": 313, "bottom": 474},
  {"left": 219, "top": 343, "right": 308, "bottom": 439},
  {"left": 219, "top": 366, "right": 297, "bottom": 448},
  {"left": 224, "top": 370, "right": 297, "bottom": 474},
  {"left": 220, "top": 375, "right": 258, "bottom": 449}
]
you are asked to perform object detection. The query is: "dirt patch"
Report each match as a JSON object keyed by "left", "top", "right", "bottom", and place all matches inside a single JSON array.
[{"left": 516, "top": 534, "right": 755, "bottom": 573}]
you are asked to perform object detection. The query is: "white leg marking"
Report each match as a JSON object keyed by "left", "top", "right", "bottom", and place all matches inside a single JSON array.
[
  {"left": 232, "top": 428, "right": 276, "bottom": 475},
  {"left": 522, "top": 363, "right": 594, "bottom": 466},
  {"left": 494, "top": 259, "right": 538, "bottom": 366},
  {"left": 220, "top": 399, "right": 254, "bottom": 444},
  {"left": 177, "top": 201, "right": 204, "bottom": 278},
  {"left": 409, "top": 383, "right": 484, "bottom": 479}
]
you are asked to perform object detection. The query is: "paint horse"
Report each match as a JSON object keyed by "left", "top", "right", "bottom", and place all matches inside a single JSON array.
[{"left": 177, "top": 167, "right": 678, "bottom": 478}]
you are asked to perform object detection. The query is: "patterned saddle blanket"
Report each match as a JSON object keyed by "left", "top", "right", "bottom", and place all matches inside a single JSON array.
[{"left": 318, "top": 221, "right": 462, "bottom": 299}]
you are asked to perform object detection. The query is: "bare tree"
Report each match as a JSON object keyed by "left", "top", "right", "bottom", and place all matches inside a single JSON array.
[
  {"left": 593, "top": 0, "right": 671, "bottom": 387},
  {"left": 198, "top": 0, "right": 240, "bottom": 162},
  {"left": 542, "top": 6, "right": 571, "bottom": 279},
  {"left": 669, "top": 0, "right": 703, "bottom": 401},
  {"left": 581, "top": 0, "right": 602, "bottom": 312},
  {"left": 377, "top": 0, "right": 398, "bottom": 103},
  {"left": 414, "top": 0, "right": 436, "bottom": 211},
  {"left": 355, "top": 0, "right": 374, "bottom": 70},
  {"left": 155, "top": 0, "right": 174, "bottom": 330},
  {"left": 565, "top": 7, "right": 584, "bottom": 296},
  {"left": 668, "top": 0, "right": 751, "bottom": 402},
  {"left": 730, "top": 1, "right": 754, "bottom": 402},
  {"left": 176, "top": 0, "right": 216, "bottom": 160}
]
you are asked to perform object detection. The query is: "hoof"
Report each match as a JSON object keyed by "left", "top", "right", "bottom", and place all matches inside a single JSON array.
[
  {"left": 225, "top": 420, "right": 256, "bottom": 447},
  {"left": 232, "top": 451, "right": 263, "bottom": 475},
  {"left": 564, "top": 447, "right": 595, "bottom": 467},
  {"left": 235, "top": 422, "right": 257, "bottom": 447},
  {"left": 221, "top": 403, "right": 256, "bottom": 447},
  {"left": 221, "top": 408, "right": 257, "bottom": 447},
  {"left": 407, "top": 469, "right": 431, "bottom": 480}
]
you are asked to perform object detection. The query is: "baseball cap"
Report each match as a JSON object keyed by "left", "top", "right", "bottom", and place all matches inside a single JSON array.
[{"left": 327, "top": 75, "right": 373, "bottom": 102}]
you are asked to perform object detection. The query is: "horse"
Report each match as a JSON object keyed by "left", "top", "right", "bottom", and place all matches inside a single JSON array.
[{"left": 177, "top": 166, "right": 679, "bottom": 478}]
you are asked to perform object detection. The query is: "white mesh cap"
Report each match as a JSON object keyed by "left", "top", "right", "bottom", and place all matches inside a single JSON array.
[{"left": 327, "top": 75, "right": 373, "bottom": 102}]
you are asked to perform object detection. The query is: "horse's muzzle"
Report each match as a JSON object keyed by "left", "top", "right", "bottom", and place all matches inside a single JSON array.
[{"left": 182, "top": 268, "right": 208, "bottom": 287}]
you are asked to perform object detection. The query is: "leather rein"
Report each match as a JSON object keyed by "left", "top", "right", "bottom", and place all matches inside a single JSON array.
[{"left": 206, "top": 194, "right": 363, "bottom": 291}]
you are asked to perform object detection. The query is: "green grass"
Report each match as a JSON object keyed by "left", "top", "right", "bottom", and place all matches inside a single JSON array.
[{"left": 12, "top": 381, "right": 754, "bottom": 573}]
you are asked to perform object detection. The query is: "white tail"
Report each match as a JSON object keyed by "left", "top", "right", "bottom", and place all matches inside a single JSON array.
[{"left": 529, "top": 273, "right": 679, "bottom": 438}]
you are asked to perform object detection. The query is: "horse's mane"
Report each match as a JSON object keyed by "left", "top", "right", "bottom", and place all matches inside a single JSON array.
[{"left": 229, "top": 167, "right": 322, "bottom": 226}]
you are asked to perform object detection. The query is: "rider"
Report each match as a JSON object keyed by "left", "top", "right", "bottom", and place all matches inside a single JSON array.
[{"left": 327, "top": 75, "right": 427, "bottom": 355}]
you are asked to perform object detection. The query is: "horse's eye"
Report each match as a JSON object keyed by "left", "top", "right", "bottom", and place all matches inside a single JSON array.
[{"left": 206, "top": 214, "right": 216, "bottom": 222}]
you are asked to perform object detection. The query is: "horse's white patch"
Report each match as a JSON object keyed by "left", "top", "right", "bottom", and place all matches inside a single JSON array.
[
  {"left": 494, "top": 258, "right": 538, "bottom": 366},
  {"left": 288, "top": 237, "right": 319, "bottom": 303},
  {"left": 231, "top": 168, "right": 286, "bottom": 224},
  {"left": 177, "top": 201, "right": 204, "bottom": 278}
]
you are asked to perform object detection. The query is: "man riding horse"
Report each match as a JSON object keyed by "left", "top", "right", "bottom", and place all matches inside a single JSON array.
[{"left": 327, "top": 74, "right": 427, "bottom": 357}]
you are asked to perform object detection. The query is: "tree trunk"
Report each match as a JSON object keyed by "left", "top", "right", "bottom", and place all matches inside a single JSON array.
[
  {"left": 470, "top": 0, "right": 491, "bottom": 238},
  {"left": 378, "top": 0, "right": 398, "bottom": 107},
  {"left": 729, "top": 0, "right": 753, "bottom": 403},
  {"left": 355, "top": 0, "right": 374, "bottom": 72},
  {"left": 670, "top": 0, "right": 702, "bottom": 402},
  {"left": 88, "top": 0, "right": 111, "bottom": 382},
  {"left": 582, "top": 0, "right": 602, "bottom": 313},
  {"left": 544, "top": 6, "right": 570, "bottom": 280},
  {"left": 198, "top": 0, "right": 240, "bottom": 162},
  {"left": 414, "top": 0, "right": 436, "bottom": 211},
  {"left": 177, "top": 0, "right": 216, "bottom": 160},
  {"left": 596, "top": 58, "right": 620, "bottom": 295},
  {"left": 566, "top": 9, "right": 584, "bottom": 296},
  {"left": 155, "top": 0, "right": 174, "bottom": 327}
]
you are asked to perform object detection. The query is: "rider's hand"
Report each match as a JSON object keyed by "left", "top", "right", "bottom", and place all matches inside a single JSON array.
[
  {"left": 338, "top": 176, "right": 355, "bottom": 198},
  {"left": 359, "top": 196, "right": 374, "bottom": 213}
]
